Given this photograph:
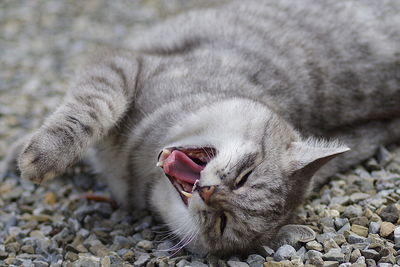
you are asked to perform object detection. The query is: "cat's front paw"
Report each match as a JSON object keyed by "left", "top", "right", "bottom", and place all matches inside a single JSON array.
[{"left": 18, "top": 131, "right": 71, "bottom": 184}]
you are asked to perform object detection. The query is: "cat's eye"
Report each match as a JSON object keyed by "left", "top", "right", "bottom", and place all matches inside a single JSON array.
[
  {"left": 234, "top": 170, "right": 253, "bottom": 188},
  {"left": 219, "top": 213, "right": 227, "bottom": 235}
]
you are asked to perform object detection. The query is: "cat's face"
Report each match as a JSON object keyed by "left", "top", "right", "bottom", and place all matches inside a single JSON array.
[{"left": 152, "top": 98, "right": 348, "bottom": 255}]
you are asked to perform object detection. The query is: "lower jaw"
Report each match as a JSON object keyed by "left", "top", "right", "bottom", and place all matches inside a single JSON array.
[{"left": 167, "top": 175, "right": 194, "bottom": 205}]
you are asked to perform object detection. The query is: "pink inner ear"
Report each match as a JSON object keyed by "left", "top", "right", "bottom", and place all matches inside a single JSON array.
[{"left": 163, "top": 150, "right": 204, "bottom": 184}]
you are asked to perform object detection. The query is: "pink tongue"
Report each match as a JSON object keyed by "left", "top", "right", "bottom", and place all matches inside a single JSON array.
[{"left": 163, "top": 150, "right": 204, "bottom": 184}]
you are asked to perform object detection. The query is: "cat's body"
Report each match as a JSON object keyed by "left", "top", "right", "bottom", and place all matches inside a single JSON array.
[{"left": 11, "top": 0, "right": 400, "bottom": 255}]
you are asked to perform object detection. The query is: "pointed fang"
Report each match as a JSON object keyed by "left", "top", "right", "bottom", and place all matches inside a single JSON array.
[
  {"left": 181, "top": 191, "right": 193, "bottom": 198},
  {"left": 162, "top": 149, "right": 171, "bottom": 155}
]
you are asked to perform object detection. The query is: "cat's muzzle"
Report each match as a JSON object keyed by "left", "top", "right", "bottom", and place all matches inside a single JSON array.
[{"left": 157, "top": 146, "right": 216, "bottom": 205}]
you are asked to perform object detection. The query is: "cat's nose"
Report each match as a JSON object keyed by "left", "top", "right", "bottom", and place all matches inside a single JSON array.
[{"left": 197, "top": 185, "right": 216, "bottom": 204}]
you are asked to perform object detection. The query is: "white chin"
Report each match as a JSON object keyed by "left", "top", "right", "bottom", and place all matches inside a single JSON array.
[{"left": 151, "top": 178, "right": 207, "bottom": 253}]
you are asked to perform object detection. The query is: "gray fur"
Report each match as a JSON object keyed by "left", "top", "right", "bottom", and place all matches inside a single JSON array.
[{"left": 12, "top": 0, "right": 400, "bottom": 255}]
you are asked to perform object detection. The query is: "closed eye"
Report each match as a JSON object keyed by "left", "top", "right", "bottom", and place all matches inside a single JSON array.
[
  {"left": 234, "top": 170, "right": 253, "bottom": 188},
  {"left": 220, "top": 213, "right": 227, "bottom": 235}
]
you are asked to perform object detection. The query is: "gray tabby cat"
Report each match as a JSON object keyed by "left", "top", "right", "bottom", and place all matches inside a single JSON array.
[{"left": 12, "top": 0, "right": 400, "bottom": 256}]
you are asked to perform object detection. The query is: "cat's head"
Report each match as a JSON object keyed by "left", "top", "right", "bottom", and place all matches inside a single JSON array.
[{"left": 152, "top": 98, "right": 348, "bottom": 255}]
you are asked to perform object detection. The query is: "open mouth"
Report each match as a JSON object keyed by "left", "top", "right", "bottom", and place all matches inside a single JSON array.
[{"left": 157, "top": 147, "right": 216, "bottom": 205}]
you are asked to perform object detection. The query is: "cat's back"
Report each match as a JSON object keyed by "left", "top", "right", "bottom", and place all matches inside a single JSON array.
[{"left": 130, "top": 0, "right": 399, "bottom": 132}]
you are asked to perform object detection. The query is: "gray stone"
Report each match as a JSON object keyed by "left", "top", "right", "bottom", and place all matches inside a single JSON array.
[
  {"left": 343, "top": 205, "right": 363, "bottom": 218},
  {"left": 33, "top": 261, "right": 49, "bottom": 267},
  {"left": 246, "top": 254, "right": 265, "bottom": 267},
  {"left": 93, "top": 203, "right": 113, "bottom": 217},
  {"left": 360, "top": 178, "right": 376, "bottom": 192},
  {"left": 347, "top": 234, "right": 367, "bottom": 244},
  {"left": 136, "top": 240, "right": 153, "bottom": 250},
  {"left": 0, "top": 250, "right": 7, "bottom": 260},
  {"left": 72, "top": 255, "right": 100, "bottom": 267},
  {"left": 74, "top": 205, "right": 98, "bottom": 221},
  {"left": 350, "top": 193, "right": 371, "bottom": 203},
  {"left": 324, "top": 239, "right": 339, "bottom": 252},
  {"left": 366, "top": 259, "right": 377, "bottom": 267},
  {"left": 350, "top": 216, "right": 369, "bottom": 227},
  {"left": 354, "top": 167, "right": 371, "bottom": 178},
  {"left": 113, "top": 235, "right": 132, "bottom": 249},
  {"left": 351, "top": 249, "right": 362, "bottom": 263},
  {"left": 379, "top": 205, "right": 400, "bottom": 223},
  {"left": 334, "top": 234, "right": 346, "bottom": 246},
  {"left": 227, "top": 261, "right": 250, "bottom": 267},
  {"left": 335, "top": 218, "right": 349, "bottom": 230},
  {"left": 331, "top": 196, "right": 351, "bottom": 206},
  {"left": 361, "top": 250, "right": 380, "bottom": 261},
  {"left": 134, "top": 254, "right": 150, "bottom": 266},
  {"left": 260, "top": 246, "right": 274, "bottom": 257},
  {"left": 321, "top": 217, "right": 335, "bottom": 228},
  {"left": 296, "top": 246, "right": 306, "bottom": 260},
  {"left": 305, "top": 250, "right": 323, "bottom": 260},
  {"left": 191, "top": 261, "right": 208, "bottom": 267},
  {"left": 323, "top": 248, "right": 346, "bottom": 262},
  {"left": 338, "top": 223, "right": 351, "bottom": 234},
  {"left": 273, "top": 245, "right": 296, "bottom": 261},
  {"left": 65, "top": 251, "right": 79, "bottom": 262},
  {"left": 134, "top": 216, "right": 152, "bottom": 231},
  {"left": 324, "top": 261, "right": 339, "bottom": 267},
  {"left": 394, "top": 227, "right": 400, "bottom": 245},
  {"left": 369, "top": 222, "right": 381, "bottom": 234},
  {"left": 377, "top": 146, "right": 393, "bottom": 165},
  {"left": 379, "top": 254, "right": 395, "bottom": 264},
  {"left": 176, "top": 259, "right": 191, "bottom": 267},
  {"left": 77, "top": 228, "right": 90, "bottom": 238},
  {"left": 317, "top": 232, "right": 337, "bottom": 243},
  {"left": 365, "top": 158, "right": 381, "bottom": 171},
  {"left": 306, "top": 241, "right": 323, "bottom": 251},
  {"left": 356, "top": 256, "right": 366, "bottom": 264},
  {"left": 101, "top": 256, "right": 111, "bottom": 267},
  {"left": 308, "top": 256, "right": 324, "bottom": 266}
]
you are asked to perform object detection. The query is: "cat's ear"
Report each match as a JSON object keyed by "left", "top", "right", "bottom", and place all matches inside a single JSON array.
[{"left": 286, "top": 138, "right": 350, "bottom": 177}]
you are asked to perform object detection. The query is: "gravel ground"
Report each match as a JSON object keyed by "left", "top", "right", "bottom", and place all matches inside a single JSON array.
[{"left": 1, "top": 1, "right": 400, "bottom": 267}]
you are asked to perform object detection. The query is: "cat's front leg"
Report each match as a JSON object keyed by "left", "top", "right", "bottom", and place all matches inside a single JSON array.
[
  {"left": 18, "top": 114, "right": 93, "bottom": 183},
  {"left": 18, "top": 50, "right": 141, "bottom": 183}
]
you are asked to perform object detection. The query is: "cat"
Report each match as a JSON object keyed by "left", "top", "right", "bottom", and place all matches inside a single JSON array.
[{"left": 6, "top": 0, "right": 400, "bottom": 256}]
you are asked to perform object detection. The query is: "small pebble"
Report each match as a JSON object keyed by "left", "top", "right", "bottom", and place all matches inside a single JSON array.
[
  {"left": 380, "top": 222, "right": 396, "bottom": 237},
  {"left": 369, "top": 222, "right": 381, "bottom": 234},
  {"left": 306, "top": 241, "right": 323, "bottom": 251},
  {"left": 227, "top": 261, "right": 250, "bottom": 267},
  {"left": 246, "top": 254, "right": 265, "bottom": 267},
  {"left": 134, "top": 254, "right": 150, "bottom": 266},
  {"left": 273, "top": 245, "right": 296, "bottom": 261},
  {"left": 323, "top": 248, "right": 345, "bottom": 262},
  {"left": 136, "top": 240, "right": 153, "bottom": 250},
  {"left": 44, "top": 192, "right": 57, "bottom": 205},
  {"left": 351, "top": 225, "right": 369, "bottom": 237}
]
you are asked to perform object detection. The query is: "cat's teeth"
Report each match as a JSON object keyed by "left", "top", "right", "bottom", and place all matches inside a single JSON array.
[
  {"left": 192, "top": 179, "right": 200, "bottom": 192},
  {"left": 157, "top": 149, "right": 172, "bottom": 166},
  {"left": 162, "top": 149, "right": 171, "bottom": 155},
  {"left": 181, "top": 191, "right": 193, "bottom": 198}
]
